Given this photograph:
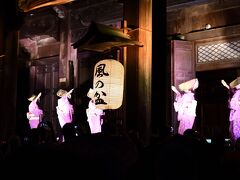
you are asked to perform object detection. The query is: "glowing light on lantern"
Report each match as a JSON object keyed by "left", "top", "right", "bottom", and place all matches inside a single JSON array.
[{"left": 93, "top": 59, "right": 124, "bottom": 110}]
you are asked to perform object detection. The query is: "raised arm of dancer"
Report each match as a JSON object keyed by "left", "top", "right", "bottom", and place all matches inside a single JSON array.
[
  {"left": 171, "top": 85, "right": 180, "bottom": 95},
  {"left": 221, "top": 79, "right": 230, "bottom": 89}
]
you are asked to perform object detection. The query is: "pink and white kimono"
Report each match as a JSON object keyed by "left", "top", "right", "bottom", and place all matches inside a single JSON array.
[
  {"left": 56, "top": 95, "right": 74, "bottom": 128},
  {"left": 27, "top": 101, "right": 43, "bottom": 129},
  {"left": 86, "top": 100, "right": 104, "bottom": 134},
  {"left": 229, "top": 89, "right": 240, "bottom": 143},
  {"left": 174, "top": 91, "right": 197, "bottom": 135}
]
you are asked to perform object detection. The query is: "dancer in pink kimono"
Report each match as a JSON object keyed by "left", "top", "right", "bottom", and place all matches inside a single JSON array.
[
  {"left": 222, "top": 78, "right": 240, "bottom": 144},
  {"left": 27, "top": 92, "right": 43, "bottom": 129},
  {"left": 86, "top": 88, "right": 105, "bottom": 134},
  {"left": 171, "top": 78, "right": 199, "bottom": 135},
  {"left": 56, "top": 89, "right": 74, "bottom": 128}
]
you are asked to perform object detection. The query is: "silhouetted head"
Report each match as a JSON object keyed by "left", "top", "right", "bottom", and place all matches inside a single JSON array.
[{"left": 62, "top": 123, "right": 76, "bottom": 142}]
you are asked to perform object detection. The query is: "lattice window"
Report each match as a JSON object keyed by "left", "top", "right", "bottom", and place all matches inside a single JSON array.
[{"left": 197, "top": 40, "right": 240, "bottom": 63}]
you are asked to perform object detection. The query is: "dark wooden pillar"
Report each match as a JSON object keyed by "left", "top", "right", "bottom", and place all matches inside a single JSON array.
[
  {"left": 124, "top": 0, "right": 152, "bottom": 145},
  {"left": 59, "top": 8, "right": 72, "bottom": 89},
  {"left": 152, "top": 0, "right": 168, "bottom": 136},
  {"left": 0, "top": 1, "right": 22, "bottom": 141}
]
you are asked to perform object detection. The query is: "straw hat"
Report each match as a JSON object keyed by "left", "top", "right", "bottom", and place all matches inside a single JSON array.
[
  {"left": 57, "top": 89, "right": 73, "bottom": 97},
  {"left": 87, "top": 88, "right": 95, "bottom": 99},
  {"left": 179, "top": 78, "right": 199, "bottom": 92},
  {"left": 230, "top": 76, "right": 240, "bottom": 89},
  {"left": 28, "top": 92, "right": 41, "bottom": 101}
]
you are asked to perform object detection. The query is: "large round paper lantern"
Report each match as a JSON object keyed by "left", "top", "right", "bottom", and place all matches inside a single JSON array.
[{"left": 93, "top": 59, "right": 124, "bottom": 110}]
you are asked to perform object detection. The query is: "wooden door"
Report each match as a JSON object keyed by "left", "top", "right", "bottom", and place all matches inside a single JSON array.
[
  {"left": 167, "top": 40, "right": 195, "bottom": 133},
  {"left": 196, "top": 69, "right": 239, "bottom": 138},
  {"left": 29, "top": 58, "right": 59, "bottom": 134}
]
